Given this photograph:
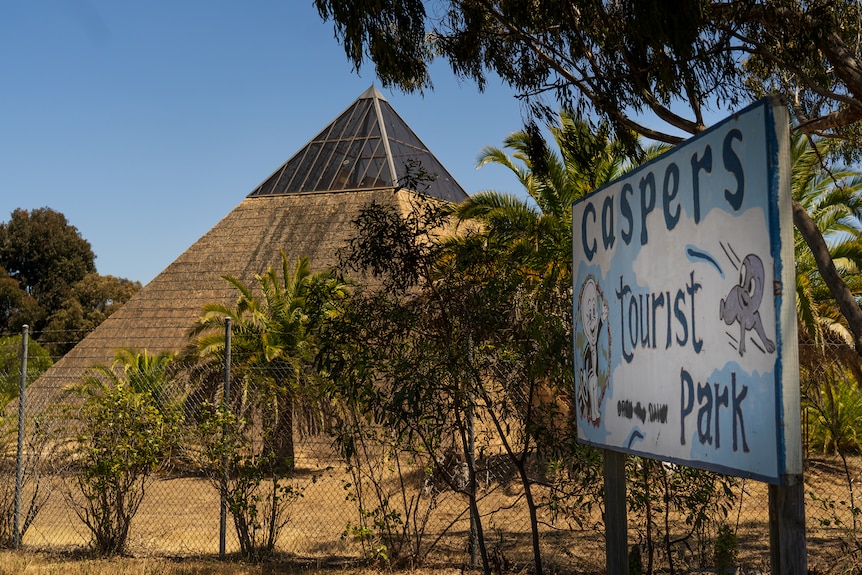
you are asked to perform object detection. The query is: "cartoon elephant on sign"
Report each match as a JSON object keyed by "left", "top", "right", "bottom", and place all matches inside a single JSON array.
[{"left": 719, "top": 253, "right": 776, "bottom": 356}]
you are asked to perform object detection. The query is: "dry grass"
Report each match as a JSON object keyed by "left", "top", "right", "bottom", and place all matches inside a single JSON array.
[
  {"left": 0, "top": 550, "right": 474, "bottom": 575},
  {"left": 7, "top": 447, "right": 862, "bottom": 574}
]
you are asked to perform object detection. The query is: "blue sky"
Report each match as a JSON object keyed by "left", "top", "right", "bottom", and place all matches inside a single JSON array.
[{"left": 0, "top": 1, "right": 530, "bottom": 285}]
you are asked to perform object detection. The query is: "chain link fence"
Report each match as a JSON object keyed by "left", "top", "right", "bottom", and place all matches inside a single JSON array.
[{"left": 1, "top": 326, "right": 860, "bottom": 573}]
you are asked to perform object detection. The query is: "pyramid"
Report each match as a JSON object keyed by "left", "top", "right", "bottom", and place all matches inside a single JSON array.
[{"left": 26, "top": 87, "right": 468, "bottom": 404}]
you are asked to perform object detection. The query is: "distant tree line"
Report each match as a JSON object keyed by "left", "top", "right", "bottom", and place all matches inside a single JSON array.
[{"left": 0, "top": 207, "right": 141, "bottom": 357}]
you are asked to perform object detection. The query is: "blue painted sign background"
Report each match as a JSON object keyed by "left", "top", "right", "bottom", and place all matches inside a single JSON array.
[{"left": 572, "top": 98, "right": 801, "bottom": 484}]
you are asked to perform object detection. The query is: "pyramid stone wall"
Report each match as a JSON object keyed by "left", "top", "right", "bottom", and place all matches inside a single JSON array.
[{"left": 27, "top": 189, "right": 410, "bottom": 405}]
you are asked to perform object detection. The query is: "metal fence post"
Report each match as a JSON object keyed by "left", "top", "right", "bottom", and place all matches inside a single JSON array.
[
  {"left": 219, "top": 317, "right": 232, "bottom": 558},
  {"left": 467, "top": 335, "right": 478, "bottom": 567},
  {"left": 14, "top": 324, "right": 29, "bottom": 549}
]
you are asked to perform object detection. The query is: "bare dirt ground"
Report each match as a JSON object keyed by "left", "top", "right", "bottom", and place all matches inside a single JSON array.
[{"left": 13, "top": 449, "right": 862, "bottom": 574}]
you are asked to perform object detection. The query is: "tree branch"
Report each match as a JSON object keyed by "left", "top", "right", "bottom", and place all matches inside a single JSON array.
[
  {"left": 796, "top": 106, "right": 862, "bottom": 136},
  {"left": 470, "top": 0, "right": 688, "bottom": 144},
  {"left": 815, "top": 28, "right": 862, "bottom": 103}
]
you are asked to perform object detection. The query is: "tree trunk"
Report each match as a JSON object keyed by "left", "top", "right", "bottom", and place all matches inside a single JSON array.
[
  {"left": 514, "top": 456, "right": 544, "bottom": 575},
  {"left": 262, "top": 387, "right": 295, "bottom": 474},
  {"left": 273, "top": 387, "right": 295, "bottom": 473}
]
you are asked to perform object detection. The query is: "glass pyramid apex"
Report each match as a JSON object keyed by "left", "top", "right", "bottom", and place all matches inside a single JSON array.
[{"left": 247, "top": 86, "right": 468, "bottom": 202}]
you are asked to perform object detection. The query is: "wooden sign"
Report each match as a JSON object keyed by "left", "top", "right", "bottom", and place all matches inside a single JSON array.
[{"left": 572, "top": 98, "right": 800, "bottom": 484}]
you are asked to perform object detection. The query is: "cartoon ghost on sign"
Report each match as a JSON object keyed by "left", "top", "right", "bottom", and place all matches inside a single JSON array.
[{"left": 719, "top": 253, "right": 776, "bottom": 356}]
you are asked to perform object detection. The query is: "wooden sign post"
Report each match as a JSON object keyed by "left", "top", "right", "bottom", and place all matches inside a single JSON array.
[{"left": 603, "top": 449, "right": 628, "bottom": 575}]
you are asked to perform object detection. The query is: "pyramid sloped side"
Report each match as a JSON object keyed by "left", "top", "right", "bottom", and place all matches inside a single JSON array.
[
  {"left": 248, "top": 97, "right": 392, "bottom": 197},
  {"left": 25, "top": 190, "right": 411, "bottom": 409},
  {"left": 377, "top": 99, "right": 467, "bottom": 203}
]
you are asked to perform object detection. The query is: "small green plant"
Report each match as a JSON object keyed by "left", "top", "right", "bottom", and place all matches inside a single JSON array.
[
  {"left": 342, "top": 503, "right": 401, "bottom": 565},
  {"left": 627, "top": 458, "right": 737, "bottom": 573},
  {"left": 713, "top": 524, "right": 738, "bottom": 575},
  {"left": 344, "top": 516, "right": 390, "bottom": 563},
  {"left": 806, "top": 373, "right": 862, "bottom": 456},
  {"left": 194, "top": 399, "right": 307, "bottom": 561},
  {"left": 225, "top": 456, "right": 303, "bottom": 560},
  {"left": 809, "top": 488, "right": 862, "bottom": 530}
]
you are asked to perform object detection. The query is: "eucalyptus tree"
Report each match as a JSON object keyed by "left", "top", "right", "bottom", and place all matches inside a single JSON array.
[
  {"left": 190, "top": 252, "right": 349, "bottom": 472},
  {"left": 325, "top": 193, "right": 498, "bottom": 570},
  {"left": 315, "top": 0, "right": 862, "bottom": 355},
  {"left": 316, "top": 0, "right": 862, "bottom": 152},
  {"left": 320, "top": 119, "right": 655, "bottom": 572}
]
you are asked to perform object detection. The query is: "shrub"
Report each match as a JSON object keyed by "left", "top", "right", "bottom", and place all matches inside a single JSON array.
[
  {"left": 65, "top": 375, "right": 179, "bottom": 555},
  {"left": 0, "top": 335, "right": 53, "bottom": 548},
  {"left": 628, "top": 459, "right": 737, "bottom": 573},
  {"left": 0, "top": 414, "right": 51, "bottom": 547},
  {"left": 194, "top": 398, "right": 307, "bottom": 561},
  {"left": 334, "top": 416, "right": 442, "bottom": 567},
  {"left": 713, "top": 523, "right": 738, "bottom": 574}
]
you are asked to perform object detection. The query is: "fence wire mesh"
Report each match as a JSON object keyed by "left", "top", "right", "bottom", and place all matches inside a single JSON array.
[{"left": 0, "top": 327, "right": 860, "bottom": 573}]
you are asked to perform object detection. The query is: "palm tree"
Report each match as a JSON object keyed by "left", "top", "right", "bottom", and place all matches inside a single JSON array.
[
  {"left": 190, "top": 251, "right": 349, "bottom": 472},
  {"left": 790, "top": 133, "right": 862, "bottom": 499},
  {"left": 457, "top": 111, "right": 666, "bottom": 278},
  {"left": 72, "top": 347, "right": 183, "bottom": 463},
  {"left": 75, "top": 347, "right": 180, "bottom": 415},
  {"left": 791, "top": 132, "right": 862, "bottom": 382}
]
